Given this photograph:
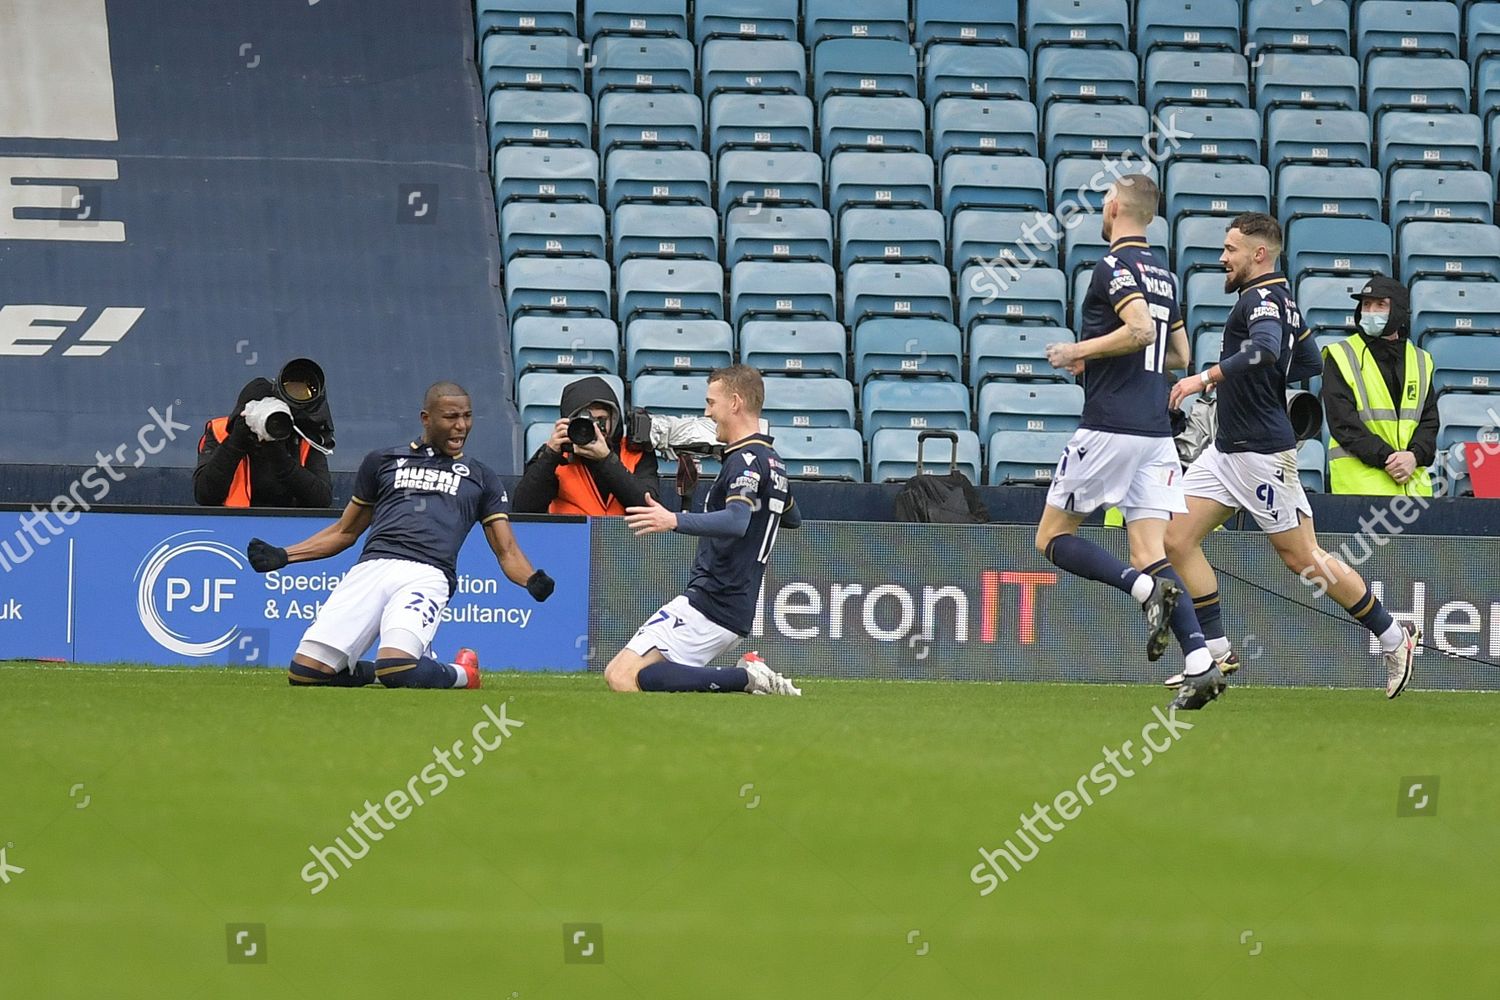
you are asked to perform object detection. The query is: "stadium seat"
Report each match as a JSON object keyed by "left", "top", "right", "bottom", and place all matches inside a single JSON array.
[
  {"left": 708, "top": 93, "right": 815, "bottom": 155},
  {"left": 1165, "top": 162, "right": 1271, "bottom": 222},
  {"left": 699, "top": 39, "right": 807, "bottom": 100},
  {"left": 724, "top": 206, "right": 834, "bottom": 265},
  {"left": 931, "top": 99, "right": 1039, "bottom": 161},
  {"left": 617, "top": 258, "right": 725, "bottom": 323},
  {"left": 853, "top": 319, "right": 964, "bottom": 383},
  {"left": 717, "top": 150, "right": 824, "bottom": 209},
  {"left": 844, "top": 264, "right": 956, "bottom": 328},
  {"left": 1136, "top": 0, "right": 1241, "bottom": 55},
  {"left": 1389, "top": 168, "right": 1495, "bottom": 229},
  {"left": 1154, "top": 107, "right": 1262, "bottom": 165},
  {"left": 828, "top": 152, "right": 936, "bottom": 218},
  {"left": 1043, "top": 104, "right": 1152, "bottom": 168},
  {"left": 1026, "top": 0, "right": 1129, "bottom": 54},
  {"left": 959, "top": 266, "right": 1068, "bottom": 330},
  {"left": 1144, "top": 51, "right": 1250, "bottom": 114},
  {"left": 1296, "top": 275, "right": 1367, "bottom": 333},
  {"left": 610, "top": 204, "right": 718, "bottom": 267},
  {"left": 1427, "top": 334, "right": 1500, "bottom": 394},
  {"left": 1063, "top": 215, "right": 1171, "bottom": 283},
  {"left": 505, "top": 257, "right": 612, "bottom": 319},
  {"left": 597, "top": 92, "right": 703, "bottom": 153},
  {"left": 950, "top": 209, "right": 1060, "bottom": 272},
  {"left": 480, "top": 34, "right": 587, "bottom": 96},
  {"left": 1297, "top": 439, "right": 1327, "bottom": 493},
  {"left": 477, "top": 0, "right": 578, "bottom": 39},
  {"left": 1355, "top": 1, "right": 1460, "bottom": 64},
  {"left": 1185, "top": 272, "right": 1237, "bottom": 337},
  {"left": 774, "top": 427, "right": 867, "bottom": 481},
  {"left": 942, "top": 155, "right": 1048, "bottom": 221},
  {"left": 488, "top": 90, "right": 592, "bottom": 149},
  {"left": 590, "top": 36, "right": 695, "bottom": 97},
  {"left": 1247, "top": 0, "right": 1352, "bottom": 56},
  {"left": 914, "top": 0, "right": 1021, "bottom": 50},
  {"left": 740, "top": 320, "right": 847, "bottom": 377},
  {"left": 839, "top": 208, "right": 946, "bottom": 266},
  {"left": 1267, "top": 109, "right": 1373, "bottom": 179},
  {"left": 1051, "top": 158, "right": 1152, "bottom": 214},
  {"left": 518, "top": 371, "right": 625, "bottom": 427},
  {"left": 1468, "top": 2, "right": 1500, "bottom": 65},
  {"left": 499, "top": 201, "right": 607, "bottom": 262},
  {"left": 583, "top": 0, "right": 688, "bottom": 41},
  {"left": 1174, "top": 215, "right": 1232, "bottom": 282},
  {"left": 1410, "top": 279, "right": 1500, "bottom": 345},
  {"left": 924, "top": 44, "right": 1031, "bottom": 104},
  {"left": 1365, "top": 55, "right": 1470, "bottom": 122},
  {"left": 988, "top": 429, "right": 1072, "bottom": 485},
  {"left": 870, "top": 429, "right": 982, "bottom": 482},
  {"left": 604, "top": 149, "right": 712, "bottom": 212},
  {"left": 1193, "top": 328, "right": 1224, "bottom": 373},
  {"left": 1034, "top": 48, "right": 1139, "bottom": 109},
  {"left": 1253, "top": 53, "right": 1361, "bottom": 118},
  {"left": 632, "top": 374, "right": 709, "bottom": 421},
  {"left": 1276, "top": 165, "right": 1384, "bottom": 226},
  {"left": 820, "top": 96, "right": 928, "bottom": 157},
  {"left": 1376, "top": 112, "right": 1484, "bottom": 179},
  {"left": 762, "top": 376, "right": 857, "bottom": 427},
  {"left": 862, "top": 381, "right": 972, "bottom": 435},
  {"left": 624, "top": 319, "right": 734, "bottom": 377},
  {"left": 803, "top": 0, "right": 910, "bottom": 45},
  {"left": 510, "top": 317, "right": 620, "bottom": 378},
  {"left": 1437, "top": 393, "right": 1500, "bottom": 452},
  {"left": 1285, "top": 218, "right": 1393, "bottom": 283},
  {"left": 524, "top": 420, "right": 558, "bottom": 458},
  {"left": 978, "top": 381, "right": 1085, "bottom": 437},
  {"left": 693, "top": 0, "right": 799, "bottom": 42},
  {"left": 813, "top": 38, "right": 920, "bottom": 102},
  {"left": 1400, "top": 221, "right": 1500, "bottom": 282},
  {"left": 493, "top": 146, "right": 599, "bottom": 206},
  {"left": 969, "top": 324, "right": 1072, "bottom": 387},
  {"left": 729, "top": 261, "right": 838, "bottom": 325}
]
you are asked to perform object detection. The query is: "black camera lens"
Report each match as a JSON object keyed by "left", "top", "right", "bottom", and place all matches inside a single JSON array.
[
  {"left": 264, "top": 409, "right": 294, "bottom": 441},
  {"left": 276, "top": 358, "right": 324, "bottom": 409},
  {"left": 567, "top": 415, "right": 598, "bottom": 446}
]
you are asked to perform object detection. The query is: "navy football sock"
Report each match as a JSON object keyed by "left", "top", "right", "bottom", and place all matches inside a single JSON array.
[
  {"left": 288, "top": 660, "right": 375, "bottom": 688},
  {"left": 1144, "top": 559, "right": 1207, "bottom": 655},
  {"left": 1345, "top": 586, "right": 1396, "bottom": 639},
  {"left": 1192, "top": 590, "right": 1226, "bottom": 642},
  {"left": 375, "top": 655, "right": 461, "bottom": 689},
  {"left": 637, "top": 659, "right": 749, "bottom": 693},
  {"left": 1044, "top": 534, "right": 1139, "bottom": 596}
]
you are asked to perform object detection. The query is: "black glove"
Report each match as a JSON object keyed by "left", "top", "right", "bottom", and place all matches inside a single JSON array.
[
  {"left": 526, "top": 569, "right": 555, "bottom": 602},
  {"left": 247, "top": 537, "right": 289, "bottom": 573}
]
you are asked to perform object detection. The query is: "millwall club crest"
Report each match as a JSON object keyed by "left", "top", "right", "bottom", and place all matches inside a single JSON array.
[{"left": 453, "top": 463, "right": 470, "bottom": 477}]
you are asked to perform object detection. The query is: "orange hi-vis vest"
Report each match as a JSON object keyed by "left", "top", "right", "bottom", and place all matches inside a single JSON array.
[
  {"left": 550, "top": 440, "right": 647, "bottom": 516},
  {"left": 203, "top": 416, "right": 312, "bottom": 507}
]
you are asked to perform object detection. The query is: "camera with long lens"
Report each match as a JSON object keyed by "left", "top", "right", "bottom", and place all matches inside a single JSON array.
[
  {"left": 567, "top": 414, "right": 603, "bottom": 447},
  {"left": 241, "top": 359, "right": 333, "bottom": 450}
]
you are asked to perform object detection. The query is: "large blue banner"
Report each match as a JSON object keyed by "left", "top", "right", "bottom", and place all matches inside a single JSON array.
[{"left": 0, "top": 510, "right": 589, "bottom": 670}]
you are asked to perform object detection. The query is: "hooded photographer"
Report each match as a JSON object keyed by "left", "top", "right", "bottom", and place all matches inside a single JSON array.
[
  {"left": 194, "top": 359, "right": 335, "bottom": 508},
  {"left": 513, "top": 375, "right": 659, "bottom": 515},
  {"left": 1320, "top": 275, "right": 1439, "bottom": 496}
]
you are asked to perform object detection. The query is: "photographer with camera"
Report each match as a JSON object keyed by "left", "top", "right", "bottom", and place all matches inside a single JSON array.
[
  {"left": 194, "top": 358, "right": 335, "bottom": 508},
  {"left": 513, "top": 376, "right": 658, "bottom": 516}
]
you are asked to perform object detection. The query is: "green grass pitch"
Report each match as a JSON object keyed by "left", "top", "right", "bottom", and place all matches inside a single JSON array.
[{"left": 2, "top": 663, "right": 1496, "bottom": 1000}]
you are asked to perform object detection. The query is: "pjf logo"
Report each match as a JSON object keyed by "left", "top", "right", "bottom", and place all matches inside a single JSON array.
[{"left": 135, "top": 531, "right": 245, "bottom": 656}]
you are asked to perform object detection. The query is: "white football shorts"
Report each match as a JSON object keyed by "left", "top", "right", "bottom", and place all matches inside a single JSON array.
[
  {"left": 297, "top": 558, "right": 451, "bottom": 670},
  {"left": 626, "top": 594, "right": 741, "bottom": 667},
  {"left": 1182, "top": 443, "right": 1311, "bottom": 534},
  {"left": 1044, "top": 428, "right": 1187, "bottom": 521}
]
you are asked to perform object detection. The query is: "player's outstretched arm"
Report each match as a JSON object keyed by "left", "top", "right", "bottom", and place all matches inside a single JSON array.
[
  {"left": 247, "top": 500, "right": 372, "bottom": 572},
  {"left": 482, "top": 517, "right": 554, "bottom": 599},
  {"left": 1047, "top": 297, "right": 1155, "bottom": 370}
]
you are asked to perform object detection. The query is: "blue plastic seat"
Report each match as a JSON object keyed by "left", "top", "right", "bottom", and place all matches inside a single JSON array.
[
  {"left": 924, "top": 44, "right": 1031, "bottom": 104},
  {"left": 584, "top": 0, "right": 688, "bottom": 41},
  {"left": 610, "top": 204, "right": 719, "bottom": 267},
  {"left": 518, "top": 372, "right": 626, "bottom": 427},
  {"left": 1136, "top": 0, "right": 1240, "bottom": 54},
  {"left": 1296, "top": 275, "right": 1367, "bottom": 333},
  {"left": 505, "top": 257, "right": 612, "bottom": 319},
  {"left": 870, "top": 429, "right": 982, "bottom": 482},
  {"left": 500, "top": 202, "right": 607, "bottom": 262},
  {"left": 1185, "top": 272, "right": 1237, "bottom": 337},
  {"left": 1051, "top": 158, "right": 1148, "bottom": 214},
  {"left": 725, "top": 206, "right": 834, "bottom": 265},
  {"left": 1044, "top": 104, "right": 1151, "bottom": 168},
  {"left": 604, "top": 149, "right": 711, "bottom": 211},
  {"left": 1034, "top": 48, "right": 1139, "bottom": 109},
  {"left": 717, "top": 150, "right": 824, "bottom": 209},
  {"left": 1144, "top": 51, "right": 1250, "bottom": 113},
  {"left": 931, "top": 99, "right": 1039, "bottom": 161},
  {"left": 828, "top": 152, "right": 936, "bottom": 217},
  {"left": 1427, "top": 334, "right": 1500, "bottom": 394},
  {"left": 1411, "top": 279, "right": 1500, "bottom": 346},
  {"left": 1247, "top": 0, "right": 1352, "bottom": 56},
  {"left": 493, "top": 146, "right": 599, "bottom": 207},
  {"left": 862, "top": 381, "right": 972, "bottom": 435},
  {"left": 1389, "top": 168, "right": 1495, "bottom": 229},
  {"left": 1400, "top": 221, "right": 1500, "bottom": 282},
  {"left": 597, "top": 92, "right": 703, "bottom": 153},
  {"left": 617, "top": 259, "right": 725, "bottom": 324},
  {"left": 477, "top": 0, "right": 577, "bottom": 39},
  {"left": 1365, "top": 56, "right": 1470, "bottom": 122},
  {"left": 633, "top": 374, "right": 710, "bottom": 421},
  {"left": 804, "top": 0, "right": 910, "bottom": 45},
  {"left": 624, "top": 319, "right": 734, "bottom": 377},
  {"left": 1173, "top": 215, "right": 1230, "bottom": 283},
  {"left": 1267, "top": 109, "right": 1373, "bottom": 179},
  {"left": 978, "top": 381, "right": 1085, "bottom": 437},
  {"left": 1026, "top": 0, "right": 1129, "bottom": 54},
  {"left": 774, "top": 427, "right": 867, "bottom": 481},
  {"left": 1153, "top": 107, "right": 1262, "bottom": 165},
  {"left": 1376, "top": 112, "right": 1483, "bottom": 179},
  {"left": 481, "top": 35, "right": 587, "bottom": 95},
  {"left": 1064, "top": 216, "right": 1171, "bottom": 284},
  {"left": 510, "top": 317, "right": 619, "bottom": 378},
  {"left": 1192, "top": 329, "right": 1224, "bottom": 373},
  {"left": 488, "top": 90, "right": 592, "bottom": 149},
  {"left": 729, "top": 261, "right": 838, "bottom": 325},
  {"left": 708, "top": 93, "right": 815, "bottom": 155},
  {"left": 820, "top": 96, "right": 928, "bottom": 156},
  {"left": 914, "top": 0, "right": 1021, "bottom": 49},
  {"left": 988, "top": 429, "right": 1073, "bottom": 485},
  {"left": 839, "top": 208, "right": 946, "bottom": 266},
  {"left": 694, "top": 0, "right": 798, "bottom": 42},
  {"left": 813, "top": 38, "right": 920, "bottom": 102},
  {"left": 1276, "top": 165, "right": 1384, "bottom": 226},
  {"left": 1286, "top": 217, "right": 1394, "bottom": 283},
  {"left": 844, "top": 263, "right": 956, "bottom": 328},
  {"left": 699, "top": 39, "right": 807, "bottom": 100},
  {"left": 853, "top": 319, "right": 964, "bottom": 383},
  {"left": 762, "top": 376, "right": 857, "bottom": 427},
  {"left": 1165, "top": 162, "right": 1271, "bottom": 221},
  {"left": 950, "top": 210, "right": 1060, "bottom": 272},
  {"left": 590, "top": 36, "right": 695, "bottom": 97},
  {"left": 1253, "top": 53, "right": 1361, "bottom": 118},
  {"left": 740, "top": 320, "right": 847, "bottom": 377},
  {"left": 1297, "top": 439, "right": 1326, "bottom": 493},
  {"left": 959, "top": 266, "right": 1068, "bottom": 330},
  {"left": 969, "top": 325, "right": 1072, "bottom": 387},
  {"left": 1437, "top": 393, "right": 1500, "bottom": 452},
  {"left": 942, "top": 155, "right": 1047, "bottom": 222},
  {"left": 1355, "top": 1, "right": 1460, "bottom": 64},
  {"left": 1479, "top": 59, "right": 1500, "bottom": 136}
]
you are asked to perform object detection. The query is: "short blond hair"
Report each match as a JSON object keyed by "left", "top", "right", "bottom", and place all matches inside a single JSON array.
[
  {"left": 708, "top": 364, "right": 764, "bottom": 415},
  {"left": 1112, "top": 173, "right": 1159, "bottom": 223}
]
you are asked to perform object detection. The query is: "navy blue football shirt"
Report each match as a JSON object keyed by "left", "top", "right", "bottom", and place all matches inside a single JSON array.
[
  {"left": 1215, "top": 272, "right": 1322, "bottom": 454},
  {"left": 351, "top": 441, "right": 510, "bottom": 594},
  {"left": 684, "top": 434, "right": 793, "bottom": 636},
  {"left": 1077, "top": 237, "right": 1185, "bottom": 437}
]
